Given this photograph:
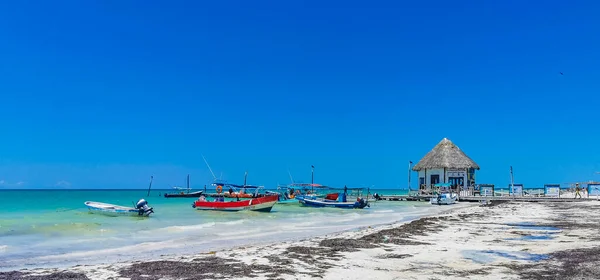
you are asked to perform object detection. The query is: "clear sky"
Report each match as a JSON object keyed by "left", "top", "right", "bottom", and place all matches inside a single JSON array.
[{"left": 0, "top": 0, "right": 599, "bottom": 189}]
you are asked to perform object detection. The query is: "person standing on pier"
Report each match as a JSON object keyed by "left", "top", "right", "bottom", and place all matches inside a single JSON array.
[{"left": 575, "top": 183, "right": 582, "bottom": 199}]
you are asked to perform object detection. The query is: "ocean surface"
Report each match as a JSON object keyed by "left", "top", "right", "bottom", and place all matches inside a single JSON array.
[{"left": 0, "top": 188, "right": 450, "bottom": 271}]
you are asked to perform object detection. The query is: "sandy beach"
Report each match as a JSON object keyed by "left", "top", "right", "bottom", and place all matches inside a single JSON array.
[{"left": 4, "top": 199, "right": 600, "bottom": 280}]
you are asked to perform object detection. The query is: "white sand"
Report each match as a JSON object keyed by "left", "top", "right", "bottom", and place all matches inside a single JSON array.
[{"left": 9, "top": 200, "right": 600, "bottom": 279}]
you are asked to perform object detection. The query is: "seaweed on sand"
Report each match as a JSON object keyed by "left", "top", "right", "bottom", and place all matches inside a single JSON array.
[
  {"left": 318, "top": 238, "right": 377, "bottom": 252},
  {"left": 119, "top": 256, "right": 293, "bottom": 280},
  {"left": 501, "top": 246, "right": 600, "bottom": 280},
  {"left": 0, "top": 271, "right": 89, "bottom": 280},
  {"left": 359, "top": 216, "right": 447, "bottom": 245}
]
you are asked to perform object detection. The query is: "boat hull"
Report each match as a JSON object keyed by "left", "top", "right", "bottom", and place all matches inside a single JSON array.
[
  {"left": 84, "top": 201, "right": 153, "bottom": 217},
  {"left": 192, "top": 195, "right": 279, "bottom": 212},
  {"left": 268, "top": 192, "right": 318, "bottom": 204},
  {"left": 164, "top": 191, "right": 204, "bottom": 198},
  {"left": 297, "top": 197, "right": 369, "bottom": 209}
]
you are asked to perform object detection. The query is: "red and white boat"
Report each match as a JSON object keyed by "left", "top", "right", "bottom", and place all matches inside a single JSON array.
[{"left": 192, "top": 185, "right": 278, "bottom": 212}]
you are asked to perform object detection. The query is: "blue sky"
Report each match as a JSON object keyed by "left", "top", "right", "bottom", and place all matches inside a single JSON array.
[{"left": 0, "top": 0, "right": 599, "bottom": 189}]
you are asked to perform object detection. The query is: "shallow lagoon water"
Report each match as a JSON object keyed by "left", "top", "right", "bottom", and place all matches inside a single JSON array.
[
  {"left": 462, "top": 249, "right": 549, "bottom": 264},
  {"left": 0, "top": 189, "right": 445, "bottom": 270},
  {"left": 505, "top": 222, "right": 561, "bottom": 231}
]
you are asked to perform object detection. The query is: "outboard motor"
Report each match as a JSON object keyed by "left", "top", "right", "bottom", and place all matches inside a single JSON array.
[
  {"left": 136, "top": 199, "right": 154, "bottom": 216},
  {"left": 357, "top": 198, "right": 369, "bottom": 208}
]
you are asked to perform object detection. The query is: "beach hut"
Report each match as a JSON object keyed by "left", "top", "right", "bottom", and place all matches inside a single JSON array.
[{"left": 412, "top": 138, "right": 480, "bottom": 196}]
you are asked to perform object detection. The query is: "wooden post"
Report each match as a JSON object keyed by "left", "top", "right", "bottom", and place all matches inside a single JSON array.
[
  {"left": 311, "top": 165, "right": 315, "bottom": 193},
  {"left": 146, "top": 176, "right": 153, "bottom": 197},
  {"left": 510, "top": 166, "right": 515, "bottom": 198},
  {"left": 408, "top": 161, "right": 412, "bottom": 192}
]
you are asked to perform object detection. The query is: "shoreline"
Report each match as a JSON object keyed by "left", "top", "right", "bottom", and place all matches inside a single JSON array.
[
  {"left": 4, "top": 200, "right": 600, "bottom": 279},
  {"left": 0, "top": 200, "right": 444, "bottom": 272},
  {"left": 0, "top": 203, "right": 470, "bottom": 276}
]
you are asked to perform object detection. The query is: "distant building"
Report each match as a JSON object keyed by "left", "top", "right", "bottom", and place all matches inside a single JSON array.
[{"left": 412, "top": 138, "right": 480, "bottom": 193}]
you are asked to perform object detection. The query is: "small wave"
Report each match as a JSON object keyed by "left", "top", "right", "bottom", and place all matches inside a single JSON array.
[
  {"left": 220, "top": 219, "right": 247, "bottom": 225},
  {"left": 215, "top": 228, "right": 264, "bottom": 237},
  {"left": 0, "top": 245, "right": 7, "bottom": 251},
  {"left": 372, "top": 209, "right": 394, "bottom": 213},
  {"left": 155, "top": 222, "right": 217, "bottom": 232},
  {"left": 329, "top": 212, "right": 362, "bottom": 223}
]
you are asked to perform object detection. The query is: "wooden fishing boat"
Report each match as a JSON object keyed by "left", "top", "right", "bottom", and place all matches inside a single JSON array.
[
  {"left": 269, "top": 183, "right": 327, "bottom": 204},
  {"left": 164, "top": 175, "right": 204, "bottom": 198},
  {"left": 164, "top": 190, "right": 204, "bottom": 198},
  {"left": 192, "top": 186, "right": 278, "bottom": 212},
  {"left": 272, "top": 166, "right": 331, "bottom": 204},
  {"left": 84, "top": 199, "right": 154, "bottom": 217},
  {"left": 297, "top": 187, "right": 370, "bottom": 209}
]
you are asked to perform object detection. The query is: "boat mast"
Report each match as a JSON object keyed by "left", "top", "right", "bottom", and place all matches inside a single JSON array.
[
  {"left": 244, "top": 171, "right": 248, "bottom": 186},
  {"left": 202, "top": 154, "right": 217, "bottom": 181},
  {"left": 288, "top": 169, "right": 295, "bottom": 184}
]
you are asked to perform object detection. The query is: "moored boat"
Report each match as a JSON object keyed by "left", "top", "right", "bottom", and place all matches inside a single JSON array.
[
  {"left": 164, "top": 189, "right": 204, "bottom": 198},
  {"left": 269, "top": 183, "right": 325, "bottom": 204},
  {"left": 429, "top": 183, "right": 458, "bottom": 205},
  {"left": 164, "top": 175, "right": 204, "bottom": 198},
  {"left": 297, "top": 186, "right": 370, "bottom": 209},
  {"left": 192, "top": 185, "right": 278, "bottom": 212},
  {"left": 430, "top": 193, "right": 458, "bottom": 205},
  {"left": 84, "top": 199, "right": 154, "bottom": 217}
]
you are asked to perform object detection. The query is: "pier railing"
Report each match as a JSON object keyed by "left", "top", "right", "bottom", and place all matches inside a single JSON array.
[{"left": 416, "top": 186, "right": 563, "bottom": 198}]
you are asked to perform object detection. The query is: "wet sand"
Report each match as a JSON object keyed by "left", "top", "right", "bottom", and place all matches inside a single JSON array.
[{"left": 3, "top": 200, "right": 600, "bottom": 280}]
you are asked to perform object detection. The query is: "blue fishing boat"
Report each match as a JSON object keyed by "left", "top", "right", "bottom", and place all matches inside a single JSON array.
[
  {"left": 269, "top": 183, "right": 327, "bottom": 204},
  {"left": 164, "top": 175, "right": 204, "bottom": 198},
  {"left": 297, "top": 186, "right": 370, "bottom": 209}
]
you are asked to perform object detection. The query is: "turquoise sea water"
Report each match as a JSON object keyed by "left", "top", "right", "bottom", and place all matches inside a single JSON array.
[{"left": 0, "top": 188, "right": 441, "bottom": 271}]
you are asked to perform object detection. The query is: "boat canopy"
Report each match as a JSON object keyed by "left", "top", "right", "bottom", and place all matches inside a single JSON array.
[
  {"left": 288, "top": 183, "right": 327, "bottom": 187},
  {"left": 281, "top": 183, "right": 331, "bottom": 189},
  {"left": 211, "top": 183, "right": 264, "bottom": 189}
]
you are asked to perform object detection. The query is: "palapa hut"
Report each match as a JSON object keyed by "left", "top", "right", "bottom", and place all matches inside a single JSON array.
[{"left": 412, "top": 138, "right": 480, "bottom": 193}]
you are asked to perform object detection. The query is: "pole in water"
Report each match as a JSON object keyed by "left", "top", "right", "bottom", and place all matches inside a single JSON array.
[
  {"left": 187, "top": 174, "right": 190, "bottom": 193},
  {"left": 311, "top": 165, "right": 315, "bottom": 193},
  {"left": 408, "top": 161, "right": 413, "bottom": 191},
  {"left": 147, "top": 176, "right": 154, "bottom": 197}
]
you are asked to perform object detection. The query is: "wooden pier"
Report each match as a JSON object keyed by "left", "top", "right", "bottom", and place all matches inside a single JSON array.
[{"left": 379, "top": 195, "right": 599, "bottom": 203}]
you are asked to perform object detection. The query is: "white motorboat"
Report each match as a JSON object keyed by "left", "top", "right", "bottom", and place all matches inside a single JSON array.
[
  {"left": 85, "top": 199, "right": 154, "bottom": 217},
  {"left": 430, "top": 193, "right": 458, "bottom": 205}
]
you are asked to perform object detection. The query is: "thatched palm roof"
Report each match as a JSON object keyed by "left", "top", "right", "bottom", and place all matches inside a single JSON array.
[{"left": 412, "top": 138, "right": 480, "bottom": 171}]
